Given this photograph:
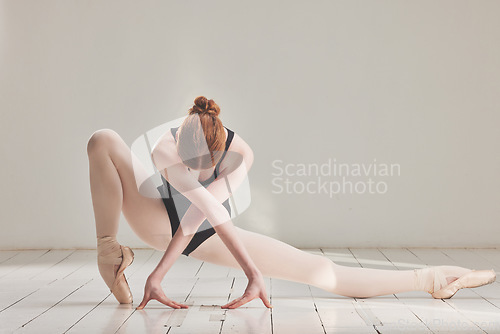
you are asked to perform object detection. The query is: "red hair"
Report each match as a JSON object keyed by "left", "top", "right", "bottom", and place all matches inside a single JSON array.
[{"left": 177, "top": 96, "right": 226, "bottom": 170}]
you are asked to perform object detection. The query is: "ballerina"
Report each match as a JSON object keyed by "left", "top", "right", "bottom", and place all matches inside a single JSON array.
[{"left": 86, "top": 96, "right": 496, "bottom": 310}]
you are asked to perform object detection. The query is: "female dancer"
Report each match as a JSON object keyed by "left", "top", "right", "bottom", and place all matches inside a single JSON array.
[{"left": 87, "top": 96, "right": 496, "bottom": 310}]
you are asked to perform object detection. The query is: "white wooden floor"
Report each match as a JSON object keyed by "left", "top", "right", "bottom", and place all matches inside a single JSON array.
[{"left": 1, "top": 248, "right": 500, "bottom": 334}]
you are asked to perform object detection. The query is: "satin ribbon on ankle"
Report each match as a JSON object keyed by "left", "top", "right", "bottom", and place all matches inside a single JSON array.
[
  {"left": 97, "top": 236, "right": 123, "bottom": 265},
  {"left": 414, "top": 267, "right": 449, "bottom": 294}
]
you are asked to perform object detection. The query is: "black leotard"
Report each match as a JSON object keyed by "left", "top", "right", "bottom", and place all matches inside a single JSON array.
[{"left": 156, "top": 126, "right": 235, "bottom": 256}]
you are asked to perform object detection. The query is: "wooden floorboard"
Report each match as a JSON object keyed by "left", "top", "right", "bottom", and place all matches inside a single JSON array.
[{"left": 0, "top": 248, "right": 499, "bottom": 333}]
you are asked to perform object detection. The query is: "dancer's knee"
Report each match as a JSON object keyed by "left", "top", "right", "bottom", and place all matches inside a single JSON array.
[
  {"left": 140, "top": 233, "right": 171, "bottom": 252},
  {"left": 326, "top": 262, "right": 369, "bottom": 297},
  {"left": 309, "top": 256, "right": 338, "bottom": 293},
  {"left": 87, "top": 128, "right": 121, "bottom": 155}
]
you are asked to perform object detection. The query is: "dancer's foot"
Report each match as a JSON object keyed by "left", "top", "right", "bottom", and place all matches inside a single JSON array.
[
  {"left": 97, "top": 236, "right": 134, "bottom": 304},
  {"left": 414, "top": 265, "right": 496, "bottom": 298},
  {"left": 431, "top": 269, "right": 496, "bottom": 299},
  {"left": 414, "top": 265, "right": 471, "bottom": 294}
]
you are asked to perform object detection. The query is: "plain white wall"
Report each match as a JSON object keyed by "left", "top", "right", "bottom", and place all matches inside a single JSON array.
[{"left": 1, "top": 0, "right": 499, "bottom": 249}]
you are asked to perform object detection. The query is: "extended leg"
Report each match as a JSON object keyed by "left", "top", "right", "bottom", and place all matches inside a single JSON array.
[{"left": 190, "top": 226, "right": 472, "bottom": 298}]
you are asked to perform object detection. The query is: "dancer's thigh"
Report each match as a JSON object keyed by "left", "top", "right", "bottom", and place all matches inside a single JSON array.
[
  {"left": 189, "top": 225, "right": 334, "bottom": 287},
  {"left": 88, "top": 129, "right": 172, "bottom": 250}
]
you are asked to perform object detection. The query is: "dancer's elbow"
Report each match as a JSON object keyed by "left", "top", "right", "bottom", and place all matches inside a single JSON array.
[{"left": 205, "top": 206, "right": 232, "bottom": 228}]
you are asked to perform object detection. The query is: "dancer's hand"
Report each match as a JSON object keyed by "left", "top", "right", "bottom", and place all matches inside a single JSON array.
[
  {"left": 221, "top": 271, "right": 273, "bottom": 309},
  {"left": 136, "top": 275, "right": 189, "bottom": 310}
]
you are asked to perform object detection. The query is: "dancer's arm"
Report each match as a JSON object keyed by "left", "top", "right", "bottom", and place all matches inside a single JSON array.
[
  {"left": 150, "top": 133, "right": 252, "bottom": 234},
  {"left": 138, "top": 137, "right": 270, "bottom": 310},
  {"left": 149, "top": 140, "right": 257, "bottom": 280},
  {"left": 175, "top": 146, "right": 252, "bottom": 235}
]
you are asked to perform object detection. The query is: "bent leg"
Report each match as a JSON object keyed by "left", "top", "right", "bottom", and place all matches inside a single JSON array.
[
  {"left": 190, "top": 226, "right": 472, "bottom": 298},
  {"left": 87, "top": 128, "right": 172, "bottom": 250}
]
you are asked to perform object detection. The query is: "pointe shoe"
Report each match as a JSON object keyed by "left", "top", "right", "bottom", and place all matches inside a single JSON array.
[
  {"left": 431, "top": 269, "right": 496, "bottom": 299},
  {"left": 97, "top": 236, "right": 135, "bottom": 304}
]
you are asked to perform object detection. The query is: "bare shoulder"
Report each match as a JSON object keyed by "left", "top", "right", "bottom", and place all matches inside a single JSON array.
[
  {"left": 151, "top": 130, "right": 181, "bottom": 169},
  {"left": 222, "top": 130, "right": 254, "bottom": 171},
  {"left": 228, "top": 131, "right": 251, "bottom": 154}
]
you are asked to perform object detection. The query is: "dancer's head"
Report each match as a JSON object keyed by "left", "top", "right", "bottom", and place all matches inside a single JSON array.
[{"left": 176, "top": 96, "right": 226, "bottom": 170}]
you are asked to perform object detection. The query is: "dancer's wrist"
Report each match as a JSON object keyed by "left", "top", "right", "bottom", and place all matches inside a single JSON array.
[
  {"left": 246, "top": 267, "right": 262, "bottom": 280},
  {"left": 148, "top": 270, "right": 164, "bottom": 283}
]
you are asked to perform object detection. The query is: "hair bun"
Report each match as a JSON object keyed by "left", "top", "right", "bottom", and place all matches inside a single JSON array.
[{"left": 189, "top": 96, "right": 221, "bottom": 117}]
